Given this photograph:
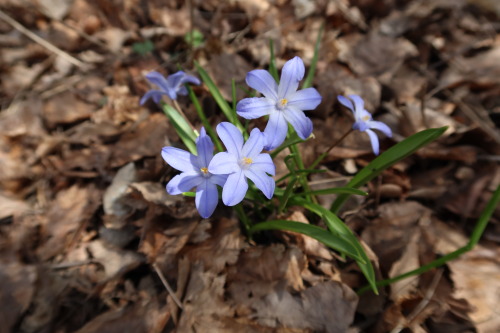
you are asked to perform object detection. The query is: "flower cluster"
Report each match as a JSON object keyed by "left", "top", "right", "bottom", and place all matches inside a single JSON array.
[
  {"left": 162, "top": 123, "right": 274, "bottom": 217},
  {"left": 143, "top": 60, "right": 392, "bottom": 217}
]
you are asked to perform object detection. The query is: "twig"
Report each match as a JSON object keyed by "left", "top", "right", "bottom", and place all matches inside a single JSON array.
[
  {"left": 0, "top": 8, "right": 86, "bottom": 68},
  {"left": 152, "top": 262, "right": 184, "bottom": 310}
]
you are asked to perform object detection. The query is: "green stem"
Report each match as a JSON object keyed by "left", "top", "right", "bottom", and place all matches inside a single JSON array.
[
  {"left": 235, "top": 204, "right": 252, "bottom": 239},
  {"left": 289, "top": 141, "right": 316, "bottom": 204},
  {"left": 309, "top": 128, "right": 353, "bottom": 170},
  {"left": 357, "top": 184, "right": 500, "bottom": 295},
  {"left": 187, "top": 86, "right": 223, "bottom": 152}
]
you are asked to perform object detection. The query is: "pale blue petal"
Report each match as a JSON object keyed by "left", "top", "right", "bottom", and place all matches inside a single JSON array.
[
  {"left": 167, "top": 71, "right": 188, "bottom": 90},
  {"left": 208, "top": 152, "right": 239, "bottom": 175},
  {"left": 145, "top": 71, "right": 171, "bottom": 92},
  {"left": 348, "top": 95, "right": 365, "bottom": 114},
  {"left": 167, "top": 172, "right": 201, "bottom": 194},
  {"left": 278, "top": 57, "right": 305, "bottom": 99},
  {"left": 246, "top": 69, "right": 278, "bottom": 100},
  {"left": 196, "top": 127, "right": 214, "bottom": 168},
  {"left": 337, "top": 95, "right": 354, "bottom": 112},
  {"left": 181, "top": 73, "right": 201, "bottom": 86},
  {"left": 195, "top": 180, "right": 218, "bottom": 218},
  {"left": 287, "top": 88, "right": 322, "bottom": 110},
  {"left": 251, "top": 154, "right": 275, "bottom": 176},
  {"left": 353, "top": 119, "right": 370, "bottom": 132},
  {"left": 365, "top": 129, "right": 380, "bottom": 155},
  {"left": 140, "top": 90, "right": 166, "bottom": 105},
  {"left": 222, "top": 171, "right": 248, "bottom": 206},
  {"left": 242, "top": 128, "right": 265, "bottom": 158},
  {"left": 177, "top": 85, "right": 188, "bottom": 96},
  {"left": 161, "top": 147, "right": 197, "bottom": 173},
  {"left": 283, "top": 106, "right": 313, "bottom": 140},
  {"left": 209, "top": 174, "right": 228, "bottom": 187},
  {"left": 216, "top": 122, "right": 244, "bottom": 157},
  {"left": 264, "top": 112, "right": 288, "bottom": 151},
  {"left": 236, "top": 97, "right": 275, "bottom": 119},
  {"left": 245, "top": 169, "right": 275, "bottom": 199},
  {"left": 368, "top": 121, "right": 392, "bottom": 138},
  {"left": 177, "top": 173, "right": 204, "bottom": 192}
]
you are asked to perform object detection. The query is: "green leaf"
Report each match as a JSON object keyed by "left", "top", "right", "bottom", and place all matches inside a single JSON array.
[
  {"left": 292, "top": 187, "right": 368, "bottom": 198},
  {"left": 270, "top": 132, "right": 306, "bottom": 158},
  {"left": 182, "top": 192, "right": 195, "bottom": 197},
  {"left": 250, "top": 220, "right": 364, "bottom": 262},
  {"left": 290, "top": 198, "right": 378, "bottom": 293},
  {"left": 132, "top": 40, "right": 154, "bottom": 56},
  {"left": 187, "top": 86, "right": 223, "bottom": 152},
  {"left": 331, "top": 127, "right": 448, "bottom": 213},
  {"left": 269, "top": 39, "right": 279, "bottom": 83},
  {"left": 161, "top": 103, "right": 197, "bottom": 154},
  {"left": 302, "top": 22, "right": 324, "bottom": 89},
  {"left": 194, "top": 61, "right": 246, "bottom": 135},
  {"left": 184, "top": 29, "right": 204, "bottom": 48}
]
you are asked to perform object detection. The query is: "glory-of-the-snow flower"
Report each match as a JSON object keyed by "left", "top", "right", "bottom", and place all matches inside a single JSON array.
[
  {"left": 161, "top": 128, "right": 227, "bottom": 218},
  {"left": 337, "top": 94, "right": 392, "bottom": 155},
  {"left": 140, "top": 70, "right": 200, "bottom": 104},
  {"left": 209, "top": 122, "right": 276, "bottom": 206},
  {"left": 236, "top": 56, "right": 322, "bottom": 150}
]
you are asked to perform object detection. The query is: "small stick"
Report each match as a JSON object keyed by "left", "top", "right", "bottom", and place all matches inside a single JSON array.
[
  {"left": 0, "top": 9, "right": 86, "bottom": 68},
  {"left": 152, "top": 262, "right": 184, "bottom": 310}
]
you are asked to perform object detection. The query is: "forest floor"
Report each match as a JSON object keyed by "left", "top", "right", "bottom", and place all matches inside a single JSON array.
[{"left": 1, "top": 0, "right": 500, "bottom": 332}]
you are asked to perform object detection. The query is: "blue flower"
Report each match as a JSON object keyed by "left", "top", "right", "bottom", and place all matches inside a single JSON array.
[
  {"left": 338, "top": 95, "right": 392, "bottom": 155},
  {"left": 162, "top": 127, "right": 227, "bottom": 218},
  {"left": 236, "top": 56, "right": 322, "bottom": 150},
  {"left": 209, "top": 122, "right": 276, "bottom": 206},
  {"left": 140, "top": 70, "right": 201, "bottom": 104}
]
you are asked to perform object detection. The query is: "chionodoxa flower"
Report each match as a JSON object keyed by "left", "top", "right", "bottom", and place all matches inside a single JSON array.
[
  {"left": 236, "top": 57, "right": 322, "bottom": 150},
  {"left": 338, "top": 94, "right": 392, "bottom": 155},
  {"left": 140, "top": 70, "right": 200, "bottom": 104},
  {"left": 161, "top": 128, "right": 227, "bottom": 218},
  {"left": 209, "top": 122, "right": 276, "bottom": 206}
]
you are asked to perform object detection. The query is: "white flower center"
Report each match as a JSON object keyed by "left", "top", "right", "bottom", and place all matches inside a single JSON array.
[
  {"left": 200, "top": 167, "right": 210, "bottom": 178},
  {"left": 239, "top": 157, "right": 253, "bottom": 169},
  {"left": 276, "top": 98, "right": 288, "bottom": 110}
]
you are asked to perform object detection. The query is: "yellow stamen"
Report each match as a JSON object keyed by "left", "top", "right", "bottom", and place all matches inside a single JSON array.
[
  {"left": 200, "top": 167, "right": 209, "bottom": 174},
  {"left": 280, "top": 98, "right": 288, "bottom": 107},
  {"left": 243, "top": 157, "right": 253, "bottom": 164},
  {"left": 362, "top": 115, "right": 370, "bottom": 121}
]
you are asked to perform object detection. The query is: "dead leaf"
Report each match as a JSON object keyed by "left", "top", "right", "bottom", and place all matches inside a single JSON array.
[{"left": 0, "top": 263, "right": 37, "bottom": 333}]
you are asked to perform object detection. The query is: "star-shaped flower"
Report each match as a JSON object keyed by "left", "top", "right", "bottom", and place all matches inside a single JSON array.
[
  {"left": 236, "top": 56, "right": 322, "bottom": 150},
  {"left": 140, "top": 70, "right": 200, "bottom": 104},
  {"left": 338, "top": 94, "right": 392, "bottom": 155},
  {"left": 209, "top": 122, "right": 276, "bottom": 206},
  {"left": 162, "top": 128, "right": 227, "bottom": 218}
]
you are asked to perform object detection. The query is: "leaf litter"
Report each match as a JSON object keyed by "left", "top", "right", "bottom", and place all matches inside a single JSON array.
[{"left": 0, "top": 0, "right": 499, "bottom": 332}]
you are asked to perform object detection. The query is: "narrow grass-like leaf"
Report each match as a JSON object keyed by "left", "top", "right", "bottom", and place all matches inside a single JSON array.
[
  {"left": 182, "top": 192, "right": 195, "bottom": 197},
  {"left": 194, "top": 61, "right": 246, "bottom": 134},
  {"left": 292, "top": 187, "right": 368, "bottom": 198},
  {"left": 331, "top": 127, "right": 448, "bottom": 213},
  {"left": 187, "top": 86, "right": 223, "bottom": 152},
  {"left": 302, "top": 22, "right": 324, "bottom": 89},
  {"left": 275, "top": 169, "right": 326, "bottom": 185},
  {"left": 278, "top": 177, "right": 298, "bottom": 213},
  {"left": 269, "top": 39, "right": 279, "bottom": 83},
  {"left": 357, "top": 184, "right": 500, "bottom": 295},
  {"left": 270, "top": 132, "right": 306, "bottom": 158},
  {"left": 290, "top": 197, "right": 377, "bottom": 293},
  {"left": 250, "top": 220, "right": 364, "bottom": 262},
  {"left": 161, "top": 103, "right": 197, "bottom": 154}
]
